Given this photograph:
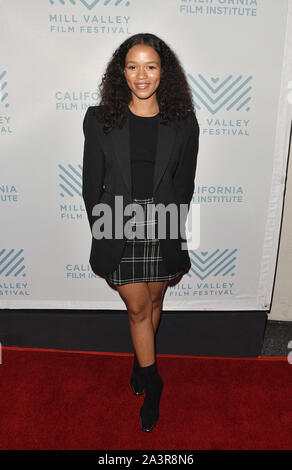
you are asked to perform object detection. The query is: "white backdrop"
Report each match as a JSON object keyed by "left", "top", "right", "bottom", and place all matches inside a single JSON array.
[{"left": 0, "top": 0, "right": 291, "bottom": 311}]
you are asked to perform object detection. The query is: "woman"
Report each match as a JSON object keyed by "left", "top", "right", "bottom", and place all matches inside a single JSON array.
[{"left": 82, "top": 33, "right": 200, "bottom": 432}]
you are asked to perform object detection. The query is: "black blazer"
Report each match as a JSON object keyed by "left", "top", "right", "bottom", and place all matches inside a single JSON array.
[{"left": 82, "top": 105, "right": 200, "bottom": 277}]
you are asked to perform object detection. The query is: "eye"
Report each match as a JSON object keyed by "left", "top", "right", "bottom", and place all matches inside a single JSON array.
[{"left": 127, "top": 65, "right": 156, "bottom": 70}]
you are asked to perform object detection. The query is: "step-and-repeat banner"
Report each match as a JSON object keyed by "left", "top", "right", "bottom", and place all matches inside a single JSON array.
[{"left": 1, "top": 0, "right": 291, "bottom": 311}]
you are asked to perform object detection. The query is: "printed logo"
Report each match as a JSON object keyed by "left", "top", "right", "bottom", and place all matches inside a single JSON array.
[
  {"left": 189, "top": 248, "right": 237, "bottom": 279},
  {"left": 59, "top": 163, "right": 84, "bottom": 221},
  {"left": 59, "top": 163, "right": 82, "bottom": 198},
  {"left": 0, "top": 249, "right": 30, "bottom": 297},
  {"left": 189, "top": 72, "right": 252, "bottom": 137},
  {"left": 0, "top": 185, "right": 19, "bottom": 203},
  {"left": 193, "top": 185, "right": 244, "bottom": 203},
  {"left": 49, "top": 0, "right": 131, "bottom": 8},
  {"left": 48, "top": 0, "right": 132, "bottom": 34},
  {"left": 179, "top": 0, "right": 258, "bottom": 16},
  {"left": 0, "top": 70, "right": 9, "bottom": 109},
  {"left": 169, "top": 248, "right": 237, "bottom": 296},
  {"left": 65, "top": 263, "right": 98, "bottom": 279},
  {"left": 55, "top": 91, "right": 98, "bottom": 111},
  {"left": 189, "top": 73, "right": 252, "bottom": 114},
  {"left": 0, "top": 249, "right": 26, "bottom": 277},
  {"left": 0, "top": 69, "right": 12, "bottom": 135}
]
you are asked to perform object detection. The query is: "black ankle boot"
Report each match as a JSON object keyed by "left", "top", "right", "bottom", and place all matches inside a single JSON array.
[
  {"left": 139, "top": 361, "right": 164, "bottom": 432},
  {"left": 130, "top": 353, "right": 146, "bottom": 395}
]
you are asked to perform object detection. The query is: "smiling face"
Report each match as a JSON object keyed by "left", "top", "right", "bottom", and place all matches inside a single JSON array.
[{"left": 124, "top": 44, "right": 162, "bottom": 101}]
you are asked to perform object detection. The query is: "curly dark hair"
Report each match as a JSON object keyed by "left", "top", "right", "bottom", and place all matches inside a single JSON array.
[{"left": 94, "top": 33, "right": 195, "bottom": 134}]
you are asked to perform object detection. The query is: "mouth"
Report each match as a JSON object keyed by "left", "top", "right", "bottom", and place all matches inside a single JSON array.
[{"left": 135, "top": 83, "right": 150, "bottom": 89}]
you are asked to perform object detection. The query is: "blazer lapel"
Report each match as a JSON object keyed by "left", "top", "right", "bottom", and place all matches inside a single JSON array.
[
  {"left": 111, "top": 112, "right": 177, "bottom": 201},
  {"left": 153, "top": 116, "right": 177, "bottom": 195}
]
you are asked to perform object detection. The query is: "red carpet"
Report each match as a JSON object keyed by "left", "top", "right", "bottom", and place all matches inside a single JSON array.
[{"left": 0, "top": 347, "right": 291, "bottom": 450}]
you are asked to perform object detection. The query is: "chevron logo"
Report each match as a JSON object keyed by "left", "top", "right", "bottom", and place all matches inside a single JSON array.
[
  {"left": 187, "top": 248, "right": 237, "bottom": 279},
  {"left": 58, "top": 163, "right": 82, "bottom": 197},
  {"left": 80, "top": 0, "right": 101, "bottom": 8},
  {"left": 49, "top": 0, "right": 131, "bottom": 8},
  {"left": 0, "top": 70, "right": 9, "bottom": 109},
  {"left": 0, "top": 249, "right": 26, "bottom": 277},
  {"left": 188, "top": 73, "right": 253, "bottom": 114}
]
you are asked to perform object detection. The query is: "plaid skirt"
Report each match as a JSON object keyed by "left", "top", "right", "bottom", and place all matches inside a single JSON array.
[{"left": 104, "top": 196, "right": 182, "bottom": 286}]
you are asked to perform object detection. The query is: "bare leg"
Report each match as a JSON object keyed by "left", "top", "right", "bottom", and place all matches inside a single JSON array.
[
  {"left": 147, "top": 281, "right": 168, "bottom": 335},
  {"left": 115, "top": 282, "right": 155, "bottom": 367}
]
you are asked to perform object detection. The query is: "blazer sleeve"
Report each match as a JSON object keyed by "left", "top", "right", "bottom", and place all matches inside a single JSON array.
[
  {"left": 172, "top": 111, "right": 200, "bottom": 208},
  {"left": 82, "top": 106, "right": 105, "bottom": 231}
]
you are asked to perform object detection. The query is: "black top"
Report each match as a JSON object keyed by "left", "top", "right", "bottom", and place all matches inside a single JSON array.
[{"left": 127, "top": 106, "right": 160, "bottom": 199}]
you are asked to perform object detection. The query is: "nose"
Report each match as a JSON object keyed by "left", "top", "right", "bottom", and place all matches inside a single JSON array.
[{"left": 136, "top": 67, "right": 147, "bottom": 79}]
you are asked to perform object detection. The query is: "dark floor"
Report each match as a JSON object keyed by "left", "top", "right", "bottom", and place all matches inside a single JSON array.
[
  {"left": 0, "top": 314, "right": 291, "bottom": 357},
  {"left": 262, "top": 319, "right": 292, "bottom": 356}
]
